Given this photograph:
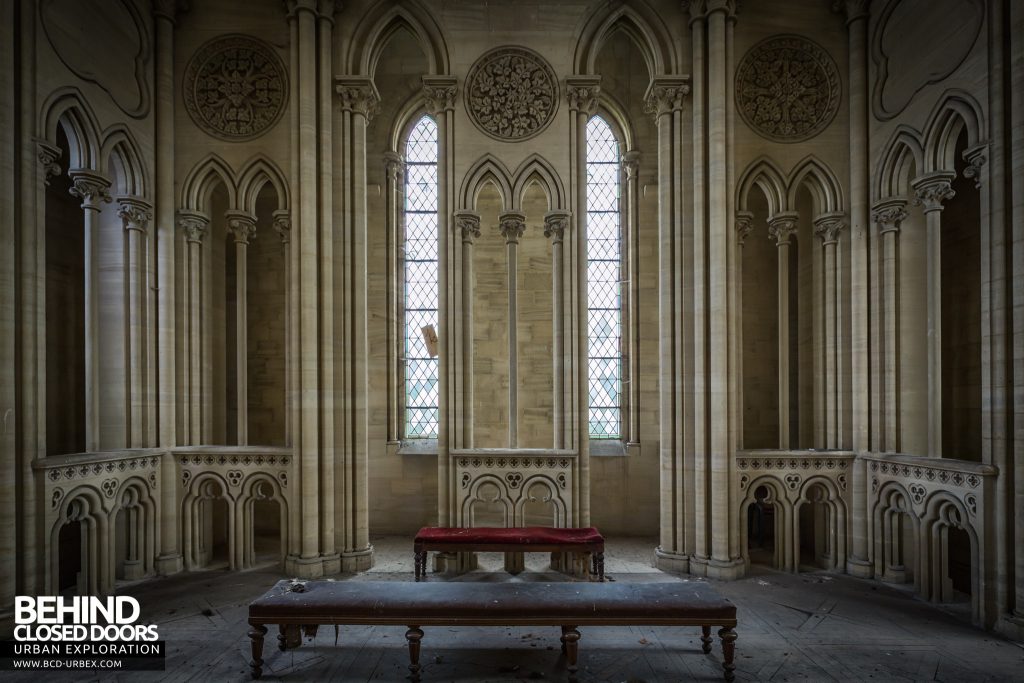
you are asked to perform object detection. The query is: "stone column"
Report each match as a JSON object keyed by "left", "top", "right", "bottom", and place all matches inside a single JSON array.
[
  {"left": 118, "top": 198, "right": 153, "bottom": 448},
  {"left": 68, "top": 170, "right": 112, "bottom": 452},
  {"left": 566, "top": 76, "right": 600, "bottom": 526},
  {"left": 735, "top": 212, "right": 754, "bottom": 449},
  {"left": 768, "top": 212, "right": 798, "bottom": 449},
  {"left": 335, "top": 76, "right": 380, "bottom": 571},
  {"left": 835, "top": 0, "right": 872, "bottom": 578},
  {"left": 870, "top": 200, "right": 907, "bottom": 453},
  {"left": 225, "top": 210, "right": 256, "bottom": 446},
  {"left": 644, "top": 76, "right": 690, "bottom": 572},
  {"left": 500, "top": 211, "right": 527, "bottom": 448},
  {"left": 544, "top": 210, "right": 571, "bottom": 448},
  {"left": 455, "top": 210, "right": 481, "bottom": 448},
  {"left": 272, "top": 211, "right": 291, "bottom": 447},
  {"left": 622, "top": 151, "right": 641, "bottom": 447},
  {"left": 1010, "top": 0, "right": 1024, "bottom": 624},
  {"left": 423, "top": 76, "right": 458, "bottom": 525},
  {"left": 177, "top": 211, "right": 208, "bottom": 446},
  {"left": 814, "top": 212, "right": 846, "bottom": 449},
  {"left": 912, "top": 172, "right": 956, "bottom": 457},
  {"left": 384, "top": 152, "right": 403, "bottom": 446}
]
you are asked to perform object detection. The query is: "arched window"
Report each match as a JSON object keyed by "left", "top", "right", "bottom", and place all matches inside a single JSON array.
[
  {"left": 401, "top": 115, "right": 439, "bottom": 439},
  {"left": 585, "top": 115, "right": 622, "bottom": 439}
]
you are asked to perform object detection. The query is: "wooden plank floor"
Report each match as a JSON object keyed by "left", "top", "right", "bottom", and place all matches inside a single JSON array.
[{"left": 8, "top": 537, "right": 1023, "bottom": 682}]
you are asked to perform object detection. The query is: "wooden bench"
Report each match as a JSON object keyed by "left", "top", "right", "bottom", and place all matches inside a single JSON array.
[
  {"left": 413, "top": 526, "right": 605, "bottom": 581},
  {"left": 248, "top": 579, "right": 738, "bottom": 682}
]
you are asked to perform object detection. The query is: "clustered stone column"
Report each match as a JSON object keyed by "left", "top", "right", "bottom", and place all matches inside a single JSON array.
[
  {"left": 911, "top": 171, "right": 956, "bottom": 457},
  {"left": 644, "top": 74, "right": 689, "bottom": 572},
  {"left": 544, "top": 209, "right": 571, "bottom": 448},
  {"left": 871, "top": 199, "right": 908, "bottom": 453},
  {"left": 499, "top": 211, "right": 527, "bottom": 448},
  {"left": 565, "top": 75, "right": 601, "bottom": 527},
  {"left": 177, "top": 210, "right": 208, "bottom": 446},
  {"left": 454, "top": 210, "right": 481, "bottom": 450},
  {"left": 734, "top": 211, "right": 754, "bottom": 448},
  {"left": 272, "top": 210, "right": 291, "bottom": 446},
  {"left": 118, "top": 197, "right": 153, "bottom": 448},
  {"left": 225, "top": 210, "right": 257, "bottom": 446},
  {"left": 622, "top": 151, "right": 641, "bottom": 447},
  {"left": 384, "top": 152, "right": 403, "bottom": 446},
  {"left": 814, "top": 211, "right": 846, "bottom": 449},
  {"left": 68, "top": 170, "right": 112, "bottom": 452},
  {"left": 767, "top": 212, "right": 798, "bottom": 449}
]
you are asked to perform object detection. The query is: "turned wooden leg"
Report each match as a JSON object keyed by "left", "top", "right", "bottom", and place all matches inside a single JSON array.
[
  {"left": 248, "top": 623, "right": 268, "bottom": 679},
  {"left": 277, "top": 624, "right": 300, "bottom": 650},
  {"left": 406, "top": 625, "right": 424, "bottom": 682},
  {"left": 718, "top": 626, "right": 737, "bottom": 682},
  {"left": 701, "top": 625, "right": 713, "bottom": 654},
  {"left": 596, "top": 552, "right": 605, "bottom": 581},
  {"left": 415, "top": 551, "right": 427, "bottom": 581},
  {"left": 561, "top": 626, "right": 580, "bottom": 681}
]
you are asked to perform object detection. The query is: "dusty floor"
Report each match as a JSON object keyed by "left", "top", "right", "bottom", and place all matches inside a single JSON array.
[{"left": 7, "top": 537, "right": 1023, "bottom": 682}]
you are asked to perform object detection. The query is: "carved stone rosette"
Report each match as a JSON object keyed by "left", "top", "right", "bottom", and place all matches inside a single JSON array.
[
  {"left": 499, "top": 211, "right": 527, "bottom": 245},
  {"left": 465, "top": 46, "right": 558, "bottom": 141},
  {"left": 735, "top": 34, "right": 841, "bottom": 142},
  {"left": 454, "top": 210, "right": 481, "bottom": 244},
  {"left": 767, "top": 212, "right": 799, "bottom": 245}
]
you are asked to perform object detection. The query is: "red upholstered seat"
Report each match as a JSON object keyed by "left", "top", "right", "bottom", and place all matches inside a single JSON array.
[{"left": 414, "top": 526, "right": 603, "bottom": 545}]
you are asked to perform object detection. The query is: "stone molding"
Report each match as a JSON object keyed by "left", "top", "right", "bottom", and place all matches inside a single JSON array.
[
  {"left": 962, "top": 143, "right": 987, "bottom": 189},
  {"left": 911, "top": 171, "right": 956, "bottom": 212},
  {"left": 735, "top": 211, "right": 755, "bottom": 246},
  {"left": 543, "top": 210, "right": 571, "bottom": 244},
  {"left": 178, "top": 209, "right": 210, "bottom": 244},
  {"left": 453, "top": 210, "right": 481, "bottom": 244},
  {"left": 643, "top": 76, "right": 691, "bottom": 120},
  {"left": 225, "top": 210, "right": 257, "bottom": 245},
  {"left": 68, "top": 169, "right": 112, "bottom": 210},
  {"left": 465, "top": 46, "right": 558, "bottom": 141},
  {"left": 335, "top": 77, "right": 381, "bottom": 121},
  {"left": 767, "top": 211, "right": 799, "bottom": 245},
  {"left": 499, "top": 211, "right": 527, "bottom": 244},
  {"left": 117, "top": 197, "right": 153, "bottom": 233},
  {"left": 871, "top": 198, "right": 908, "bottom": 234},
  {"left": 565, "top": 76, "right": 601, "bottom": 116},
  {"left": 421, "top": 75, "right": 458, "bottom": 115},
  {"left": 36, "top": 139, "right": 62, "bottom": 184},
  {"left": 813, "top": 211, "right": 847, "bottom": 245},
  {"left": 272, "top": 210, "right": 291, "bottom": 245}
]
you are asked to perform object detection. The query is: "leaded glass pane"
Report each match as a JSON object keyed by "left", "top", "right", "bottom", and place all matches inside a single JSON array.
[
  {"left": 585, "top": 115, "right": 622, "bottom": 439},
  {"left": 403, "top": 115, "right": 439, "bottom": 439}
]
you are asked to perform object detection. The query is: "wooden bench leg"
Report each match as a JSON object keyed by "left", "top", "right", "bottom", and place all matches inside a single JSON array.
[
  {"left": 415, "top": 551, "right": 427, "bottom": 580},
  {"left": 595, "top": 552, "right": 605, "bottom": 581},
  {"left": 248, "top": 623, "right": 268, "bottom": 679},
  {"left": 701, "top": 625, "right": 713, "bottom": 654},
  {"left": 718, "top": 627, "right": 737, "bottom": 682},
  {"left": 560, "top": 625, "right": 580, "bottom": 681},
  {"left": 406, "top": 625, "right": 424, "bottom": 682},
  {"left": 278, "top": 624, "right": 301, "bottom": 651}
]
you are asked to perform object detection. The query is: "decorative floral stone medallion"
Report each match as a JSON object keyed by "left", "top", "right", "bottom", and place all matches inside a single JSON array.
[
  {"left": 183, "top": 34, "right": 288, "bottom": 141},
  {"left": 735, "top": 34, "right": 840, "bottom": 143},
  {"left": 464, "top": 46, "right": 558, "bottom": 141}
]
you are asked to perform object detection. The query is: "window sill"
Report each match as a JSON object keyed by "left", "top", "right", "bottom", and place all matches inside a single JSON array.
[
  {"left": 389, "top": 439, "right": 438, "bottom": 457},
  {"left": 590, "top": 440, "right": 640, "bottom": 457}
]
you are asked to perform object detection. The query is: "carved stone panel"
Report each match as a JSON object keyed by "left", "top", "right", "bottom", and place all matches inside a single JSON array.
[
  {"left": 735, "top": 35, "right": 840, "bottom": 143},
  {"left": 464, "top": 46, "right": 558, "bottom": 141},
  {"left": 183, "top": 34, "right": 288, "bottom": 141}
]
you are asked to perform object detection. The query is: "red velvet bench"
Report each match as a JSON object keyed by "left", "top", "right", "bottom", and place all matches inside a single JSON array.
[
  {"left": 413, "top": 526, "right": 605, "bottom": 581},
  {"left": 248, "top": 579, "right": 739, "bottom": 681}
]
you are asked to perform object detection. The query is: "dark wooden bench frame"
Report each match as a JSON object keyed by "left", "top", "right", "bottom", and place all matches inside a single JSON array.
[
  {"left": 413, "top": 527, "right": 606, "bottom": 581},
  {"left": 247, "top": 581, "right": 738, "bottom": 682}
]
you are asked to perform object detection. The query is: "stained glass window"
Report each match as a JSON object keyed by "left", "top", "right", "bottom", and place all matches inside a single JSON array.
[
  {"left": 403, "top": 115, "right": 439, "bottom": 438},
  {"left": 586, "top": 115, "right": 622, "bottom": 439}
]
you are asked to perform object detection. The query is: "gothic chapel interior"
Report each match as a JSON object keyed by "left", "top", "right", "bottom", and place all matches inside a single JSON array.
[{"left": 2, "top": 0, "right": 1024, "bottom": 664}]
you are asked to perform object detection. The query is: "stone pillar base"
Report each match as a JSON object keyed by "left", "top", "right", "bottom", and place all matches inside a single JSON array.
[
  {"left": 995, "top": 615, "right": 1024, "bottom": 641},
  {"left": 846, "top": 557, "right": 873, "bottom": 578},
  {"left": 705, "top": 557, "right": 745, "bottom": 581},
  {"left": 881, "top": 567, "right": 906, "bottom": 584},
  {"left": 155, "top": 553, "right": 183, "bottom": 576},
  {"left": 285, "top": 555, "right": 325, "bottom": 578},
  {"left": 122, "top": 560, "right": 145, "bottom": 581},
  {"left": 341, "top": 546, "right": 374, "bottom": 573},
  {"left": 321, "top": 553, "right": 341, "bottom": 576},
  {"left": 655, "top": 547, "right": 690, "bottom": 574},
  {"left": 432, "top": 551, "right": 471, "bottom": 573},
  {"left": 503, "top": 551, "right": 525, "bottom": 574}
]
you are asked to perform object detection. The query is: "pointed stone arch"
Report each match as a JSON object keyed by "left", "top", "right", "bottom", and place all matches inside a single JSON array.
[
  {"left": 237, "top": 155, "right": 289, "bottom": 215},
  {"left": 39, "top": 87, "right": 102, "bottom": 170},
  {"left": 180, "top": 154, "right": 238, "bottom": 212},
  {"left": 786, "top": 155, "right": 844, "bottom": 215},
  {"left": 100, "top": 125, "right": 148, "bottom": 198},
  {"left": 346, "top": 0, "right": 450, "bottom": 77},
  {"left": 922, "top": 89, "right": 985, "bottom": 173},
  {"left": 572, "top": 0, "right": 677, "bottom": 77},
  {"left": 460, "top": 154, "right": 513, "bottom": 213},
  {"left": 512, "top": 154, "right": 565, "bottom": 211},
  {"left": 736, "top": 156, "right": 787, "bottom": 215},
  {"left": 875, "top": 125, "right": 924, "bottom": 199}
]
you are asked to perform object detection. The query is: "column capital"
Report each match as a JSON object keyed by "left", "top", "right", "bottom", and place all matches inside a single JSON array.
[
  {"left": 117, "top": 197, "right": 154, "bottom": 233},
  {"left": 871, "top": 198, "right": 908, "bottom": 234},
  {"left": 285, "top": 0, "right": 318, "bottom": 17},
  {"left": 68, "top": 169, "right": 112, "bottom": 210},
  {"left": 36, "top": 139, "right": 62, "bottom": 184},
  {"left": 767, "top": 211, "right": 799, "bottom": 246},
  {"left": 177, "top": 209, "right": 210, "bottom": 244},
  {"left": 335, "top": 76, "right": 381, "bottom": 121},
  {"left": 225, "top": 210, "right": 257, "bottom": 245},
  {"left": 735, "top": 211, "right": 755, "bottom": 246},
  {"left": 272, "top": 209, "right": 291, "bottom": 245},
  {"left": 830, "top": 0, "right": 870, "bottom": 25},
  {"left": 813, "top": 211, "right": 847, "bottom": 245},
  {"left": 622, "top": 150, "right": 641, "bottom": 180},
  {"left": 454, "top": 210, "right": 481, "bottom": 244},
  {"left": 499, "top": 211, "right": 527, "bottom": 245},
  {"left": 421, "top": 75, "right": 458, "bottom": 115},
  {"left": 384, "top": 151, "right": 404, "bottom": 181},
  {"left": 565, "top": 76, "right": 602, "bottom": 116},
  {"left": 911, "top": 171, "right": 956, "bottom": 213},
  {"left": 643, "top": 76, "right": 690, "bottom": 121},
  {"left": 962, "top": 143, "right": 987, "bottom": 189},
  {"left": 153, "top": 0, "right": 188, "bottom": 23},
  {"left": 543, "top": 210, "right": 571, "bottom": 244}
]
